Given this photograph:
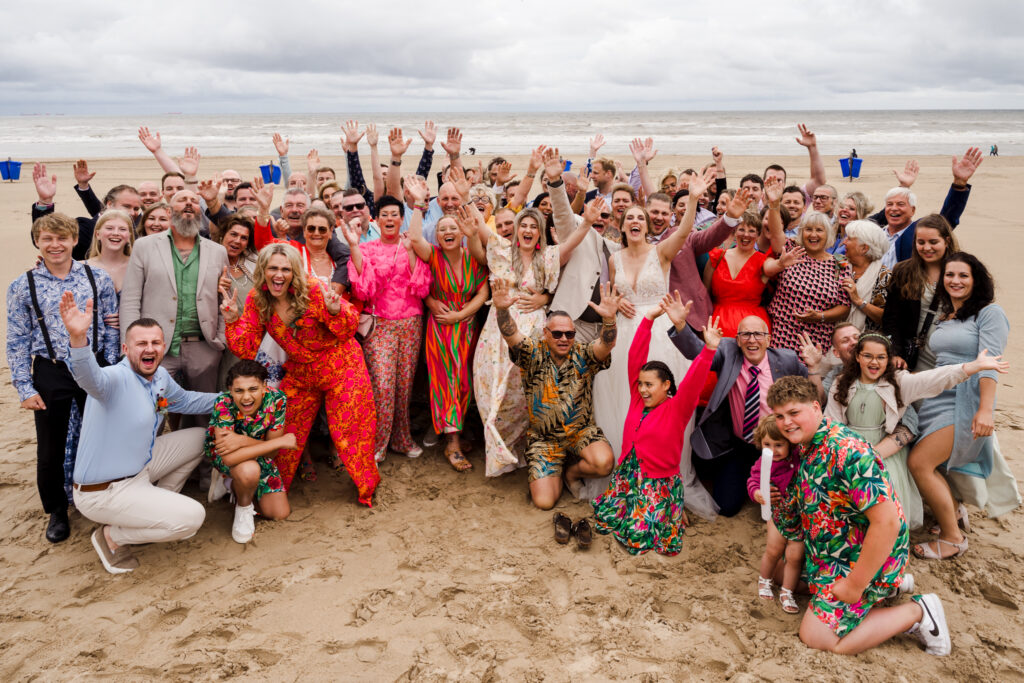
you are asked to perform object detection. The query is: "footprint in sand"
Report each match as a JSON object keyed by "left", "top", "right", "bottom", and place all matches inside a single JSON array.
[{"left": 351, "top": 588, "right": 394, "bottom": 625}]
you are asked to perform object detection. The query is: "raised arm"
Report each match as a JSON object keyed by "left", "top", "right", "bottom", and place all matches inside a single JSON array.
[
  {"left": 367, "top": 124, "right": 384, "bottom": 204},
  {"left": 404, "top": 175, "right": 434, "bottom": 262},
  {"left": 571, "top": 166, "right": 590, "bottom": 215},
  {"left": 660, "top": 291, "right": 701, "bottom": 359},
  {"left": 455, "top": 205, "right": 487, "bottom": 265},
  {"left": 384, "top": 127, "right": 410, "bottom": 200},
  {"left": 628, "top": 137, "right": 657, "bottom": 200},
  {"left": 72, "top": 160, "right": 103, "bottom": 218},
  {"left": 757, "top": 176, "right": 786, "bottom": 254},
  {"left": 492, "top": 278, "right": 526, "bottom": 349},
  {"left": 559, "top": 198, "right": 603, "bottom": 266},
  {"left": 251, "top": 177, "right": 277, "bottom": 250},
  {"left": 439, "top": 127, "right": 463, "bottom": 175},
  {"left": 656, "top": 167, "right": 715, "bottom": 266},
  {"left": 272, "top": 132, "right": 293, "bottom": 186},
  {"left": 941, "top": 147, "right": 982, "bottom": 229},
  {"left": 138, "top": 126, "right": 181, "bottom": 174},
  {"left": 795, "top": 123, "right": 825, "bottom": 196},
  {"left": 589, "top": 282, "right": 623, "bottom": 362},
  {"left": 508, "top": 146, "right": 544, "bottom": 211},
  {"left": 763, "top": 244, "right": 806, "bottom": 278}
]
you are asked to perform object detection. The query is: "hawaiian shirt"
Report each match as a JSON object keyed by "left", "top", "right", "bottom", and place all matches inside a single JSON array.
[{"left": 203, "top": 388, "right": 288, "bottom": 459}]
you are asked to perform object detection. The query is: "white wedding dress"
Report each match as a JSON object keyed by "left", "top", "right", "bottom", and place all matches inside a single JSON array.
[{"left": 584, "top": 247, "right": 719, "bottom": 520}]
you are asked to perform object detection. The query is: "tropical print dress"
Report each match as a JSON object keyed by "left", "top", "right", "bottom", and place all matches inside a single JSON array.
[
  {"left": 424, "top": 246, "right": 488, "bottom": 435},
  {"left": 774, "top": 417, "right": 910, "bottom": 637},
  {"left": 203, "top": 388, "right": 288, "bottom": 500},
  {"left": 592, "top": 409, "right": 686, "bottom": 556}
]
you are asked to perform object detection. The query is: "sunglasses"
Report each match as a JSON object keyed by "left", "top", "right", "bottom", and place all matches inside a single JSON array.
[
  {"left": 304, "top": 225, "right": 331, "bottom": 234},
  {"left": 342, "top": 202, "right": 366, "bottom": 211},
  {"left": 548, "top": 329, "right": 576, "bottom": 340}
]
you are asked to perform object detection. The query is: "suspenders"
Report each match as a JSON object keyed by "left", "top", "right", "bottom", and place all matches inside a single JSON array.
[{"left": 26, "top": 264, "right": 101, "bottom": 361}]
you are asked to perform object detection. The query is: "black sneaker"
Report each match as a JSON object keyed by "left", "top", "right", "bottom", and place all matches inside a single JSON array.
[{"left": 45, "top": 509, "right": 70, "bottom": 543}]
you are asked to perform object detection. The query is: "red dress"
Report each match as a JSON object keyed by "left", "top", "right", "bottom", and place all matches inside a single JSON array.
[{"left": 707, "top": 248, "right": 770, "bottom": 338}]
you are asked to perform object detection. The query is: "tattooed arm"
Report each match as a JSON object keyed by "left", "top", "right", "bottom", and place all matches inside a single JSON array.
[
  {"left": 588, "top": 282, "right": 623, "bottom": 362},
  {"left": 492, "top": 279, "right": 525, "bottom": 349}
]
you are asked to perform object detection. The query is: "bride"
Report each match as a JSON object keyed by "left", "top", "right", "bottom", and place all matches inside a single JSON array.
[{"left": 589, "top": 168, "right": 720, "bottom": 520}]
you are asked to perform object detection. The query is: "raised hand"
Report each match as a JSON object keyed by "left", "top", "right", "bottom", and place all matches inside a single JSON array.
[
  {"left": 577, "top": 165, "right": 592, "bottom": 193},
  {"left": 440, "top": 127, "right": 462, "bottom": 157},
  {"left": 491, "top": 278, "right": 518, "bottom": 310},
  {"left": 797, "top": 332, "right": 823, "bottom": 369},
  {"left": 341, "top": 219, "right": 361, "bottom": 247},
  {"left": 763, "top": 176, "right": 784, "bottom": 205},
  {"left": 629, "top": 137, "right": 646, "bottom": 165},
  {"left": 418, "top": 120, "right": 437, "bottom": 149},
  {"left": 582, "top": 197, "right": 608, "bottom": 225},
  {"left": 969, "top": 348, "right": 1009, "bottom": 375},
  {"left": 219, "top": 282, "right": 239, "bottom": 322},
  {"left": 587, "top": 282, "right": 624, "bottom": 320},
  {"left": 659, "top": 291, "right": 693, "bottom": 330},
  {"left": 323, "top": 286, "right": 343, "bottom": 315},
  {"left": 703, "top": 316, "right": 724, "bottom": 350},
  {"left": 712, "top": 146, "right": 724, "bottom": 170},
  {"left": 73, "top": 159, "right": 95, "bottom": 188},
  {"left": 589, "top": 134, "right": 606, "bottom": 157},
  {"left": 795, "top": 123, "right": 817, "bottom": 148},
  {"left": 58, "top": 291, "right": 93, "bottom": 341},
  {"left": 138, "top": 126, "right": 162, "bottom": 152},
  {"left": 251, "top": 176, "right": 274, "bottom": 213},
  {"left": 449, "top": 164, "right": 471, "bottom": 200},
  {"left": 454, "top": 205, "right": 477, "bottom": 238},
  {"left": 687, "top": 166, "right": 717, "bottom": 200},
  {"left": 198, "top": 176, "right": 222, "bottom": 204},
  {"left": 495, "top": 160, "right": 515, "bottom": 186},
  {"left": 365, "top": 123, "right": 379, "bottom": 147},
  {"left": 178, "top": 147, "right": 200, "bottom": 177},
  {"left": 307, "top": 148, "right": 321, "bottom": 174},
  {"left": 389, "top": 128, "right": 411, "bottom": 157},
  {"left": 404, "top": 174, "right": 429, "bottom": 204},
  {"left": 272, "top": 132, "right": 290, "bottom": 156},
  {"left": 33, "top": 162, "right": 57, "bottom": 203},
  {"left": 952, "top": 147, "right": 983, "bottom": 186},
  {"left": 541, "top": 146, "right": 562, "bottom": 183},
  {"left": 528, "top": 145, "right": 547, "bottom": 175},
  {"left": 340, "top": 120, "right": 363, "bottom": 153},
  {"left": 644, "top": 302, "right": 665, "bottom": 320},
  {"left": 893, "top": 160, "right": 919, "bottom": 188},
  {"left": 779, "top": 245, "right": 806, "bottom": 268},
  {"left": 725, "top": 186, "right": 754, "bottom": 218},
  {"left": 641, "top": 137, "right": 657, "bottom": 163}
]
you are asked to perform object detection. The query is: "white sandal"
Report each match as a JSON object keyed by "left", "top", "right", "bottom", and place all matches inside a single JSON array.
[
  {"left": 779, "top": 588, "right": 799, "bottom": 614},
  {"left": 757, "top": 576, "right": 774, "bottom": 600}
]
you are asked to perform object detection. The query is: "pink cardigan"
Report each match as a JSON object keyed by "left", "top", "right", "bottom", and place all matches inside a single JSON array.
[
  {"left": 347, "top": 240, "right": 431, "bottom": 320},
  {"left": 746, "top": 452, "right": 799, "bottom": 503},
  {"left": 620, "top": 317, "right": 715, "bottom": 479}
]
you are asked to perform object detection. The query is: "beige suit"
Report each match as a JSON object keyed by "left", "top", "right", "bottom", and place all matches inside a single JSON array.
[{"left": 120, "top": 232, "right": 228, "bottom": 349}]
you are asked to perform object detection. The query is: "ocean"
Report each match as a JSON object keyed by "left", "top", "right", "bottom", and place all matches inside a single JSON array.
[{"left": 1, "top": 110, "right": 1020, "bottom": 160}]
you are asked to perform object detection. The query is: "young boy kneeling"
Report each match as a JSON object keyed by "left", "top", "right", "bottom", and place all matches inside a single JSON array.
[
  {"left": 205, "top": 360, "right": 294, "bottom": 543},
  {"left": 767, "top": 376, "right": 950, "bottom": 656}
]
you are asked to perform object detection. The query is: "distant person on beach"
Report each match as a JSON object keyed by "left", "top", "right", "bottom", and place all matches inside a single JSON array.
[
  {"left": 62, "top": 302, "right": 217, "bottom": 574},
  {"left": 768, "top": 376, "right": 951, "bottom": 657},
  {"left": 990, "top": 145, "right": 998, "bottom": 156},
  {"left": 492, "top": 278, "right": 618, "bottom": 510},
  {"left": 7, "top": 214, "right": 120, "bottom": 544},
  {"left": 870, "top": 148, "right": 982, "bottom": 268}
]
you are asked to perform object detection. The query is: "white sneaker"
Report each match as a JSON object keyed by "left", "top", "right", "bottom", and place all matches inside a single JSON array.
[
  {"left": 898, "top": 573, "right": 915, "bottom": 595},
  {"left": 208, "top": 469, "right": 228, "bottom": 503},
  {"left": 231, "top": 504, "right": 256, "bottom": 544},
  {"left": 422, "top": 431, "right": 439, "bottom": 447},
  {"left": 909, "top": 593, "right": 951, "bottom": 656}
]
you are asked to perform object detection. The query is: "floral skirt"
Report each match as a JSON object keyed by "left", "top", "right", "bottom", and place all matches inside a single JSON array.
[{"left": 592, "top": 448, "right": 685, "bottom": 556}]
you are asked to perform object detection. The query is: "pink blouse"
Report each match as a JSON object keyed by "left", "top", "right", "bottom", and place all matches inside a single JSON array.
[{"left": 347, "top": 240, "right": 432, "bottom": 320}]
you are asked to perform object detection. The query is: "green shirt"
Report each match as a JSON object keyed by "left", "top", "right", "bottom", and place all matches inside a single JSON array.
[{"left": 168, "top": 233, "right": 201, "bottom": 356}]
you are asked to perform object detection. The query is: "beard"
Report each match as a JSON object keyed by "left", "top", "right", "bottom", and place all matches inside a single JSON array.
[{"left": 171, "top": 213, "right": 202, "bottom": 238}]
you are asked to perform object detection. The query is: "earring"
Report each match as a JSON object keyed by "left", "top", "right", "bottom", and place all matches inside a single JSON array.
[{"left": 261, "top": 283, "right": 269, "bottom": 291}]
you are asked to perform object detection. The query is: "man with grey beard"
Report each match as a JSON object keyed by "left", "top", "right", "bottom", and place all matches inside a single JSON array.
[{"left": 121, "top": 190, "right": 229, "bottom": 425}]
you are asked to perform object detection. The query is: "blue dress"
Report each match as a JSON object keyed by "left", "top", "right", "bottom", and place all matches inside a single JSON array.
[{"left": 917, "top": 304, "right": 1009, "bottom": 477}]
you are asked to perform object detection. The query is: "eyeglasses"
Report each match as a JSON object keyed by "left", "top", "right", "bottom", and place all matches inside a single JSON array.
[
  {"left": 304, "top": 225, "right": 331, "bottom": 234},
  {"left": 548, "top": 329, "right": 576, "bottom": 340},
  {"left": 737, "top": 331, "right": 768, "bottom": 340},
  {"left": 342, "top": 202, "right": 366, "bottom": 212},
  {"left": 812, "top": 194, "right": 834, "bottom": 201},
  {"left": 858, "top": 352, "right": 889, "bottom": 362}
]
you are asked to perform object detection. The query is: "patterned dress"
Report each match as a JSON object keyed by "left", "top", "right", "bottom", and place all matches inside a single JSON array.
[
  {"left": 473, "top": 236, "right": 560, "bottom": 476},
  {"left": 203, "top": 389, "right": 287, "bottom": 500},
  {"left": 767, "top": 248, "right": 852, "bottom": 354},
  {"left": 424, "top": 246, "right": 488, "bottom": 435},
  {"left": 225, "top": 285, "right": 380, "bottom": 505},
  {"left": 592, "top": 415, "right": 686, "bottom": 556},
  {"left": 774, "top": 418, "right": 910, "bottom": 637}
]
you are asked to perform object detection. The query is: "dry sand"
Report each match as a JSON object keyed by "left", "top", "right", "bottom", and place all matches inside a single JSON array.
[{"left": 1, "top": 153, "right": 1023, "bottom": 681}]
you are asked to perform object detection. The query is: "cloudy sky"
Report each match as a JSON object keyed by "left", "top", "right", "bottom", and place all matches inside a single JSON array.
[{"left": 2, "top": 0, "right": 1022, "bottom": 114}]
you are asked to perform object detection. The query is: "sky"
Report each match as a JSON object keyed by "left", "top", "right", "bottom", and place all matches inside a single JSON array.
[{"left": 2, "top": 0, "right": 1023, "bottom": 114}]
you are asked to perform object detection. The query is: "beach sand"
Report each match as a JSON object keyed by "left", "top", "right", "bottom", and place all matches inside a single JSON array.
[{"left": 1, "top": 153, "right": 1023, "bottom": 680}]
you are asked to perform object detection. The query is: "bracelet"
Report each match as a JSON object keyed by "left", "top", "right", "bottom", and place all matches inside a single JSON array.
[
  {"left": 412, "top": 202, "right": 429, "bottom": 213},
  {"left": 525, "top": 173, "right": 536, "bottom": 179},
  {"left": 547, "top": 178, "right": 564, "bottom": 188},
  {"left": 856, "top": 300, "right": 866, "bottom": 311},
  {"left": 390, "top": 160, "right": 402, "bottom": 167},
  {"left": 820, "top": 312, "right": 825, "bottom": 323},
  {"left": 601, "top": 319, "right": 616, "bottom": 327}
]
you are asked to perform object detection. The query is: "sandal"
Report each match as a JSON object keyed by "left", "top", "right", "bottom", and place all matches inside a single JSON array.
[
  {"left": 779, "top": 588, "right": 799, "bottom": 614},
  {"left": 572, "top": 519, "right": 593, "bottom": 550},
  {"left": 929, "top": 503, "right": 970, "bottom": 535},
  {"left": 553, "top": 513, "right": 573, "bottom": 544},
  {"left": 444, "top": 441, "right": 472, "bottom": 472},
  {"left": 913, "top": 536, "right": 968, "bottom": 560},
  {"left": 758, "top": 576, "right": 774, "bottom": 601},
  {"left": 298, "top": 457, "right": 318, "bottom": 483}
]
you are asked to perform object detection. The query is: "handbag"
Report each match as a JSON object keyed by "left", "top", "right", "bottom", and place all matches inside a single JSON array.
[
  {"left": 357, "top": 309, "right": 376, "bottom": 342},
  {"left": 905, "top": 289, "right": 940, "bottom": 370}
]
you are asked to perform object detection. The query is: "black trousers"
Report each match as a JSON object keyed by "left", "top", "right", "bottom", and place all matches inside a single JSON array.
[
  {"left": 693, "top": 436, "right": 760, "bottom": 517},
  {"left": 32, "top": 357, "right": 86, "bottom": 513}
]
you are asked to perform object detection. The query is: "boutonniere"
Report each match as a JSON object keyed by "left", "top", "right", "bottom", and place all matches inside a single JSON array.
[{"left": 155, "top": 395, "right": 169, "bottom": 416}]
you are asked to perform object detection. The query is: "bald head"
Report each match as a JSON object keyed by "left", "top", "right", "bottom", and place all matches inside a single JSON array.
[
  {"left": 736, "top": 316, "right": 770, "bottom": 364},
  {"left": 438, "top": 182, "right": 461, "bottom": 214},
  {"left": 138, "top": 180, "right": 161, "bottom": 206}
]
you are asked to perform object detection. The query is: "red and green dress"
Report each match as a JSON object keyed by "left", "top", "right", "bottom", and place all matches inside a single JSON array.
[{"left": 424, "top": 246, "right": 488, "bottom": 435}]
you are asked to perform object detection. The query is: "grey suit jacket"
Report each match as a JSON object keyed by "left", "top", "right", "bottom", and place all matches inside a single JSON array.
[
  {"left": 668, "top": 324, "right": 807, "bottom": 461},
  {"left": 120, "top": 232, "right": 229, "bottom": 350}
]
